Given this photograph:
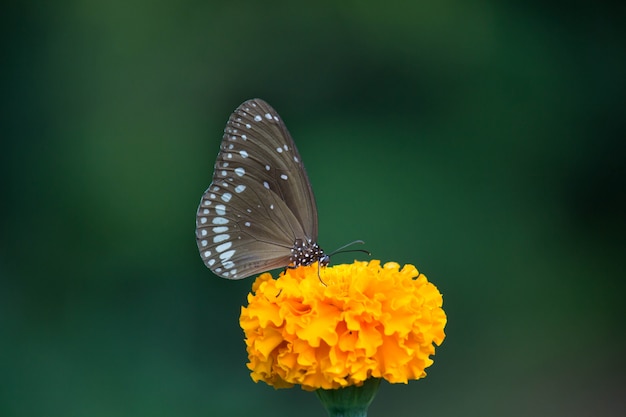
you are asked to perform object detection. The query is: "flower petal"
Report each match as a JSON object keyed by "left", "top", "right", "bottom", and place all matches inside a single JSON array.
[{"left": 239, "top": 260, "right": 447, "bottom": 390}]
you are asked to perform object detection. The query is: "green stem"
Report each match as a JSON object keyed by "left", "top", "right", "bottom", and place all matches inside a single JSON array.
[{"left": 316, "top": 378, "right": 381, "bottom": 417}]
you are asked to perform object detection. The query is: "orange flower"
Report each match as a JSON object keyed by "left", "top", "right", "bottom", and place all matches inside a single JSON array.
[{"left": 239, "top": 260, "right": 447, "bottom": 391}]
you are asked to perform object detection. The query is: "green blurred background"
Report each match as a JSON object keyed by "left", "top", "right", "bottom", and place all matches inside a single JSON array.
[{"left": 2, "top": 1, "right": 624, "bottom": 416}]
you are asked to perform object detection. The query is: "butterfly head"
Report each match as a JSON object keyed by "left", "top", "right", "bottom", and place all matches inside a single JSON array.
[{"left": 290, "top": 238, "right": 328, "bottom": 268}]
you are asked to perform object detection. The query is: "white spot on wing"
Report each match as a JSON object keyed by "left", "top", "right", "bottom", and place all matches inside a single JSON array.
[
  {"left": 245, "top": 123, "right": 251, "bottom": 128},
  {"left": 216, "top": 242, "right": 232, "bottom": 253},
  {"left": 239, "top": 150, "right": 249, "bottom": 158},
  {"left": 265, "top": 165, "right": 270, "bottom": 171},
  {"left": 213, "top": 226, "right": 228, "bottom": 233},
  {"left": 215, "top": 204, "right": 226, "bottom": 215},
  {"left": 265, "top": 113, "right": 272, "bottom": 120},
  {"left": 222, "top": 260, "right": 235, "bottom": 269},
  {"left": 208, "top": 259, "right": 216, "bottom": 266},
  {"left": 200, "top": 217, "right": 207, "bottom": 224},
  {"left": 213, "top": 217, "right": 228, "bottom": 225},
  {"left": 221, "top": 193, "right": 232, "bottom": 202},
  {"left": 276, "top": 147, "right": 283, "bottom": 153},
  {"left": 203, "top": 250, "right": 211, "bottom": 257},
  {"left": 220, "top": 250, "right": 236, "bottom": 261},
  {"left": 235, "top": 167, "right": 245, "bottom": 177},
  {"left": 214, "top": 234, "right": 230, "bottom": 243},
  {"left": 201, "top": 240, "right": 208, "bottom": 247},
  {"left": 244, "top": 222, "right": 251, "bottom": 227},
  {"left": 263, "top": 181, "right": 270, "bottom": 189},
  {"left": 241, "top": 134, "right": 247, "bottom": 140},
  {"left": 201, "top": 230, "right": 208, "bottom": 236},
  {"left": 235, "top": 185, "right": 246, "bottom": 193},
  {"left": 280, "top": 174, "right": 288, "bottom": 180},
  {"left": 254, "top": 115, "right": 262, "bottom": 121}
]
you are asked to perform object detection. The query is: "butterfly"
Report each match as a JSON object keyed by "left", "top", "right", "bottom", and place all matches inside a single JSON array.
[{"left": 195, "top": 98, "right": 329, "bottom": 279}]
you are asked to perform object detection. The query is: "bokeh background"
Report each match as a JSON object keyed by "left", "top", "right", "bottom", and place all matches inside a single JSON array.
[{"left": 2, "top": 1, "right": 624, "bottom": 416}]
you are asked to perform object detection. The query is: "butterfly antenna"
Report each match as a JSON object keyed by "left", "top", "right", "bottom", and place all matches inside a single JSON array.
[
  {"left": 316, "top": 240, "right": 370, "bottom": 285},
  {"left": 329, "top": 240, "right": 371, "bottom": 257}
]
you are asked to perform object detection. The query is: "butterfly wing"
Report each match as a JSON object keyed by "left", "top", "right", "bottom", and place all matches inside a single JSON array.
[{"left": 195, "top": 98, "right": 319, "bottom": 279}]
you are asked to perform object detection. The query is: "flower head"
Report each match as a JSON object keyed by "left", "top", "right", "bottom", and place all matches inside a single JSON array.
[{"left": 239, "top": 260, "right": 447, "bottom": 391}]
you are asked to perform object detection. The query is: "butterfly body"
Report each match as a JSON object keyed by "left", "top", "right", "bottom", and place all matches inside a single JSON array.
[{"left": 195, "top": 99, "right": 326, "bottom": 279}]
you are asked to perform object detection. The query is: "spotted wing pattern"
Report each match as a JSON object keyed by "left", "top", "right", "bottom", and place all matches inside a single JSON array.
[{"left": 195, "top": 98, "right": 322, "bottom": 279}]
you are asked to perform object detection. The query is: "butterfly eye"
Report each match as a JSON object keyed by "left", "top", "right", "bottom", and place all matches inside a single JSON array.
[{"left": 195, "top": 99, "right": 326, "bottom": 279}]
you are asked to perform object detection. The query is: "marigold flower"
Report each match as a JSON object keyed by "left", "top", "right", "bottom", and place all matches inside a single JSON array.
[{"left": 239, "top": 260, "right": 447, "bottom": 391}]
